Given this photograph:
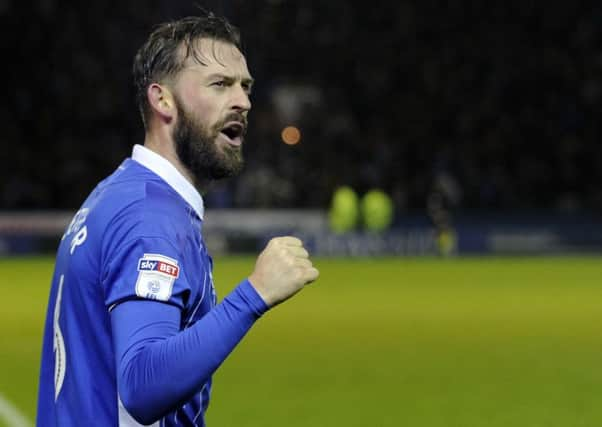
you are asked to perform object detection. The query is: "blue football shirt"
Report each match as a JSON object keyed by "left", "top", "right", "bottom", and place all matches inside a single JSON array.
[{"left": 37, "top": 145, "right": 268, "bottom": 426}]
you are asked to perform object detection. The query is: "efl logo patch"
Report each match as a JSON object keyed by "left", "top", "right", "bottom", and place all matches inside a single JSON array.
[{"left": 135, "top": 254, "right": 180, "bottom": 301}]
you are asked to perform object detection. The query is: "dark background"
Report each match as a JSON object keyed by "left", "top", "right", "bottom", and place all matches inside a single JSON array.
[{"left": 3, "top": 0, "right": 602, "bottom": 217}]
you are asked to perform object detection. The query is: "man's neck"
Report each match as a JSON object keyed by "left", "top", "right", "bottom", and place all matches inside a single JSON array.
[{"left": 142, "top": 132, "right": 202, "bottom": 190}]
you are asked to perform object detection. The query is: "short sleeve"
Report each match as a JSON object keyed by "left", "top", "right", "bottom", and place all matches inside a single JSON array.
[{"left": 101, "top": 207, "right": 192, "bottom": 311}]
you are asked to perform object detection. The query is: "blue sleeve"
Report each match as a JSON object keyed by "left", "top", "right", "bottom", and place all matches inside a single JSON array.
[
  {"left": 100, "top": 203, "right": 195, "bottom": 311},
  {"left": 111, "top": 278, "right": 268, "bottom": 425},
  {"left": 103, "top": 235, "right": 191, "bottom": 310}
]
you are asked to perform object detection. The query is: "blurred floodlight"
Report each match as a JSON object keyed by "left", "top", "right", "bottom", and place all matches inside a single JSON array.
[{"left": 281, "top": 126, "right": 301, "bottom": 145}]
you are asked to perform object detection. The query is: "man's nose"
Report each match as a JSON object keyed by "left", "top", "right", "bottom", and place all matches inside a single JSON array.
[{"left": 231, "top": 85, "right": 252, "bottom": 112}]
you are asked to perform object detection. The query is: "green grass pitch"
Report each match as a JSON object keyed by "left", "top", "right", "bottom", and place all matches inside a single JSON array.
[{"left": 1, "top": 256, "right": 602, "bottom": 426}]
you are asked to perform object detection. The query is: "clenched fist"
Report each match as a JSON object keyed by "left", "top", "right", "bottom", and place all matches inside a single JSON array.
[{"left": 248, "top": 236, "right": 319, "bottom": 307}]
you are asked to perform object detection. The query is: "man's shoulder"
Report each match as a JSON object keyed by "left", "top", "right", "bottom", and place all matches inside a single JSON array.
[
  {"left": 95, "top": 159, "right": 184, "bottom": 212},
  {"left": 99, "top": 158, "right": 161, "bottom": 196},
  {"left": 93, "top": 160, "right": 193, "bottom": 237}
]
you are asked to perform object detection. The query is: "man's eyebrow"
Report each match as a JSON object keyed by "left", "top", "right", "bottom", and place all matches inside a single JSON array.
[{"left": 206, "top": 73, "right": 254, "bottom": 86}]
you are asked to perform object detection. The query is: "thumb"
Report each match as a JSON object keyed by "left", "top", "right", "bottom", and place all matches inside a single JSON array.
[{"left": 304, "top": 267, "right": 320, "bottom": 284}]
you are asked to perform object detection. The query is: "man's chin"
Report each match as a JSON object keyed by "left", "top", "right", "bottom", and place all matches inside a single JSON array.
[
  {"left": 200, "top": 165, "right": 243, "bottom": 181},
  {"left": 197, "top": 151, "right": 244, "bottom": 181}
]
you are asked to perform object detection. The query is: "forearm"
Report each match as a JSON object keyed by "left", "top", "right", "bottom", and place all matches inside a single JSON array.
[{"left": 112, "top": 279, "right": 268, "bottom": 424}]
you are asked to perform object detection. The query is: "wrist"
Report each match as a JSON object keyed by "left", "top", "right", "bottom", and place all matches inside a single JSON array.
[
  {"left": 247, "top": 275, "right": 273, "bottom": 308},
  {"left": 233, "top": 279, "right": 269, "bottom": 316}
]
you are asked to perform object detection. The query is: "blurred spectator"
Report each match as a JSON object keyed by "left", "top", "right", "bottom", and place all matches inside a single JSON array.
[{"left": 2, "top": 0, "right": 602, "bottom": 216}]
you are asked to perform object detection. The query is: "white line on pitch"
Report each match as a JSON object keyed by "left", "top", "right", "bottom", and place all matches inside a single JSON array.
[{"left": 0, "top": 393, "right": 31, "bottom": 427}]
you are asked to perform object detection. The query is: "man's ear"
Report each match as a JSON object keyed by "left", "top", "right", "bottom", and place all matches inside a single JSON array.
[{"left": 147, "top": 83, "right": 176, "bottom": 122}]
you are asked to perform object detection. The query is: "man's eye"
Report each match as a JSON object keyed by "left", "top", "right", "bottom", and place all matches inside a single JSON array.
[{"left": 211, "top": 81, "right": 226, "bottom": 87}]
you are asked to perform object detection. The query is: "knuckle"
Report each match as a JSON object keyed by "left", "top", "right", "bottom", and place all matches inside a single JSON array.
[{"left": 290, "top": 256, "right": 300, "bottom": 268}]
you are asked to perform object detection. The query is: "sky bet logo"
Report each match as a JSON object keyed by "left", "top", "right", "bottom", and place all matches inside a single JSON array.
[
  {"left": 135, "top": 254, "right": 179, "bottom": 302},
  {"left": 137, "top": 255, "right": 180, "bottom": 278}
]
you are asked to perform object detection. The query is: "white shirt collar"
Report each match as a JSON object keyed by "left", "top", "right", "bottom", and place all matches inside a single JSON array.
[{"left": 131, "top": 144, "right": 205, "bottom": 219}]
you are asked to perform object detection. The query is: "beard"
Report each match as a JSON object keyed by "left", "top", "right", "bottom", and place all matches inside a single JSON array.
[{"left": 172, "top": 95, "right": 245, "bottom": 183}]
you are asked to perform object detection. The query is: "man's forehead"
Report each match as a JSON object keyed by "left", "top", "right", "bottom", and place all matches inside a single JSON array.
[{"left": 181, "top": 38, "right": 250, "bottom": 76}]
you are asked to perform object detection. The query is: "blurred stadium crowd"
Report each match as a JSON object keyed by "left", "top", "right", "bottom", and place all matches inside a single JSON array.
[{"left": 3, "top": 0, "right": 602, "bottom": 215}]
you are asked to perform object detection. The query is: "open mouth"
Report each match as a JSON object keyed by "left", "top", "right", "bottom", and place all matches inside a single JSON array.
[{"left": 220, "top": 122, "right": 245, "bottom": 145}]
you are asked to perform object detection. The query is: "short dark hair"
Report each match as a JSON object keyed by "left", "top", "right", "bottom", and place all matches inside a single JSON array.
[{"left": 133, "top": 12, "right": 242, "bottom": 129}]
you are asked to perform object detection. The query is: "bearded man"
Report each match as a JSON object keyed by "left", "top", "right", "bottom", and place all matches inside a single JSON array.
[{"left": 37, "top": 12, "right": 318, "bottom": 427}]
